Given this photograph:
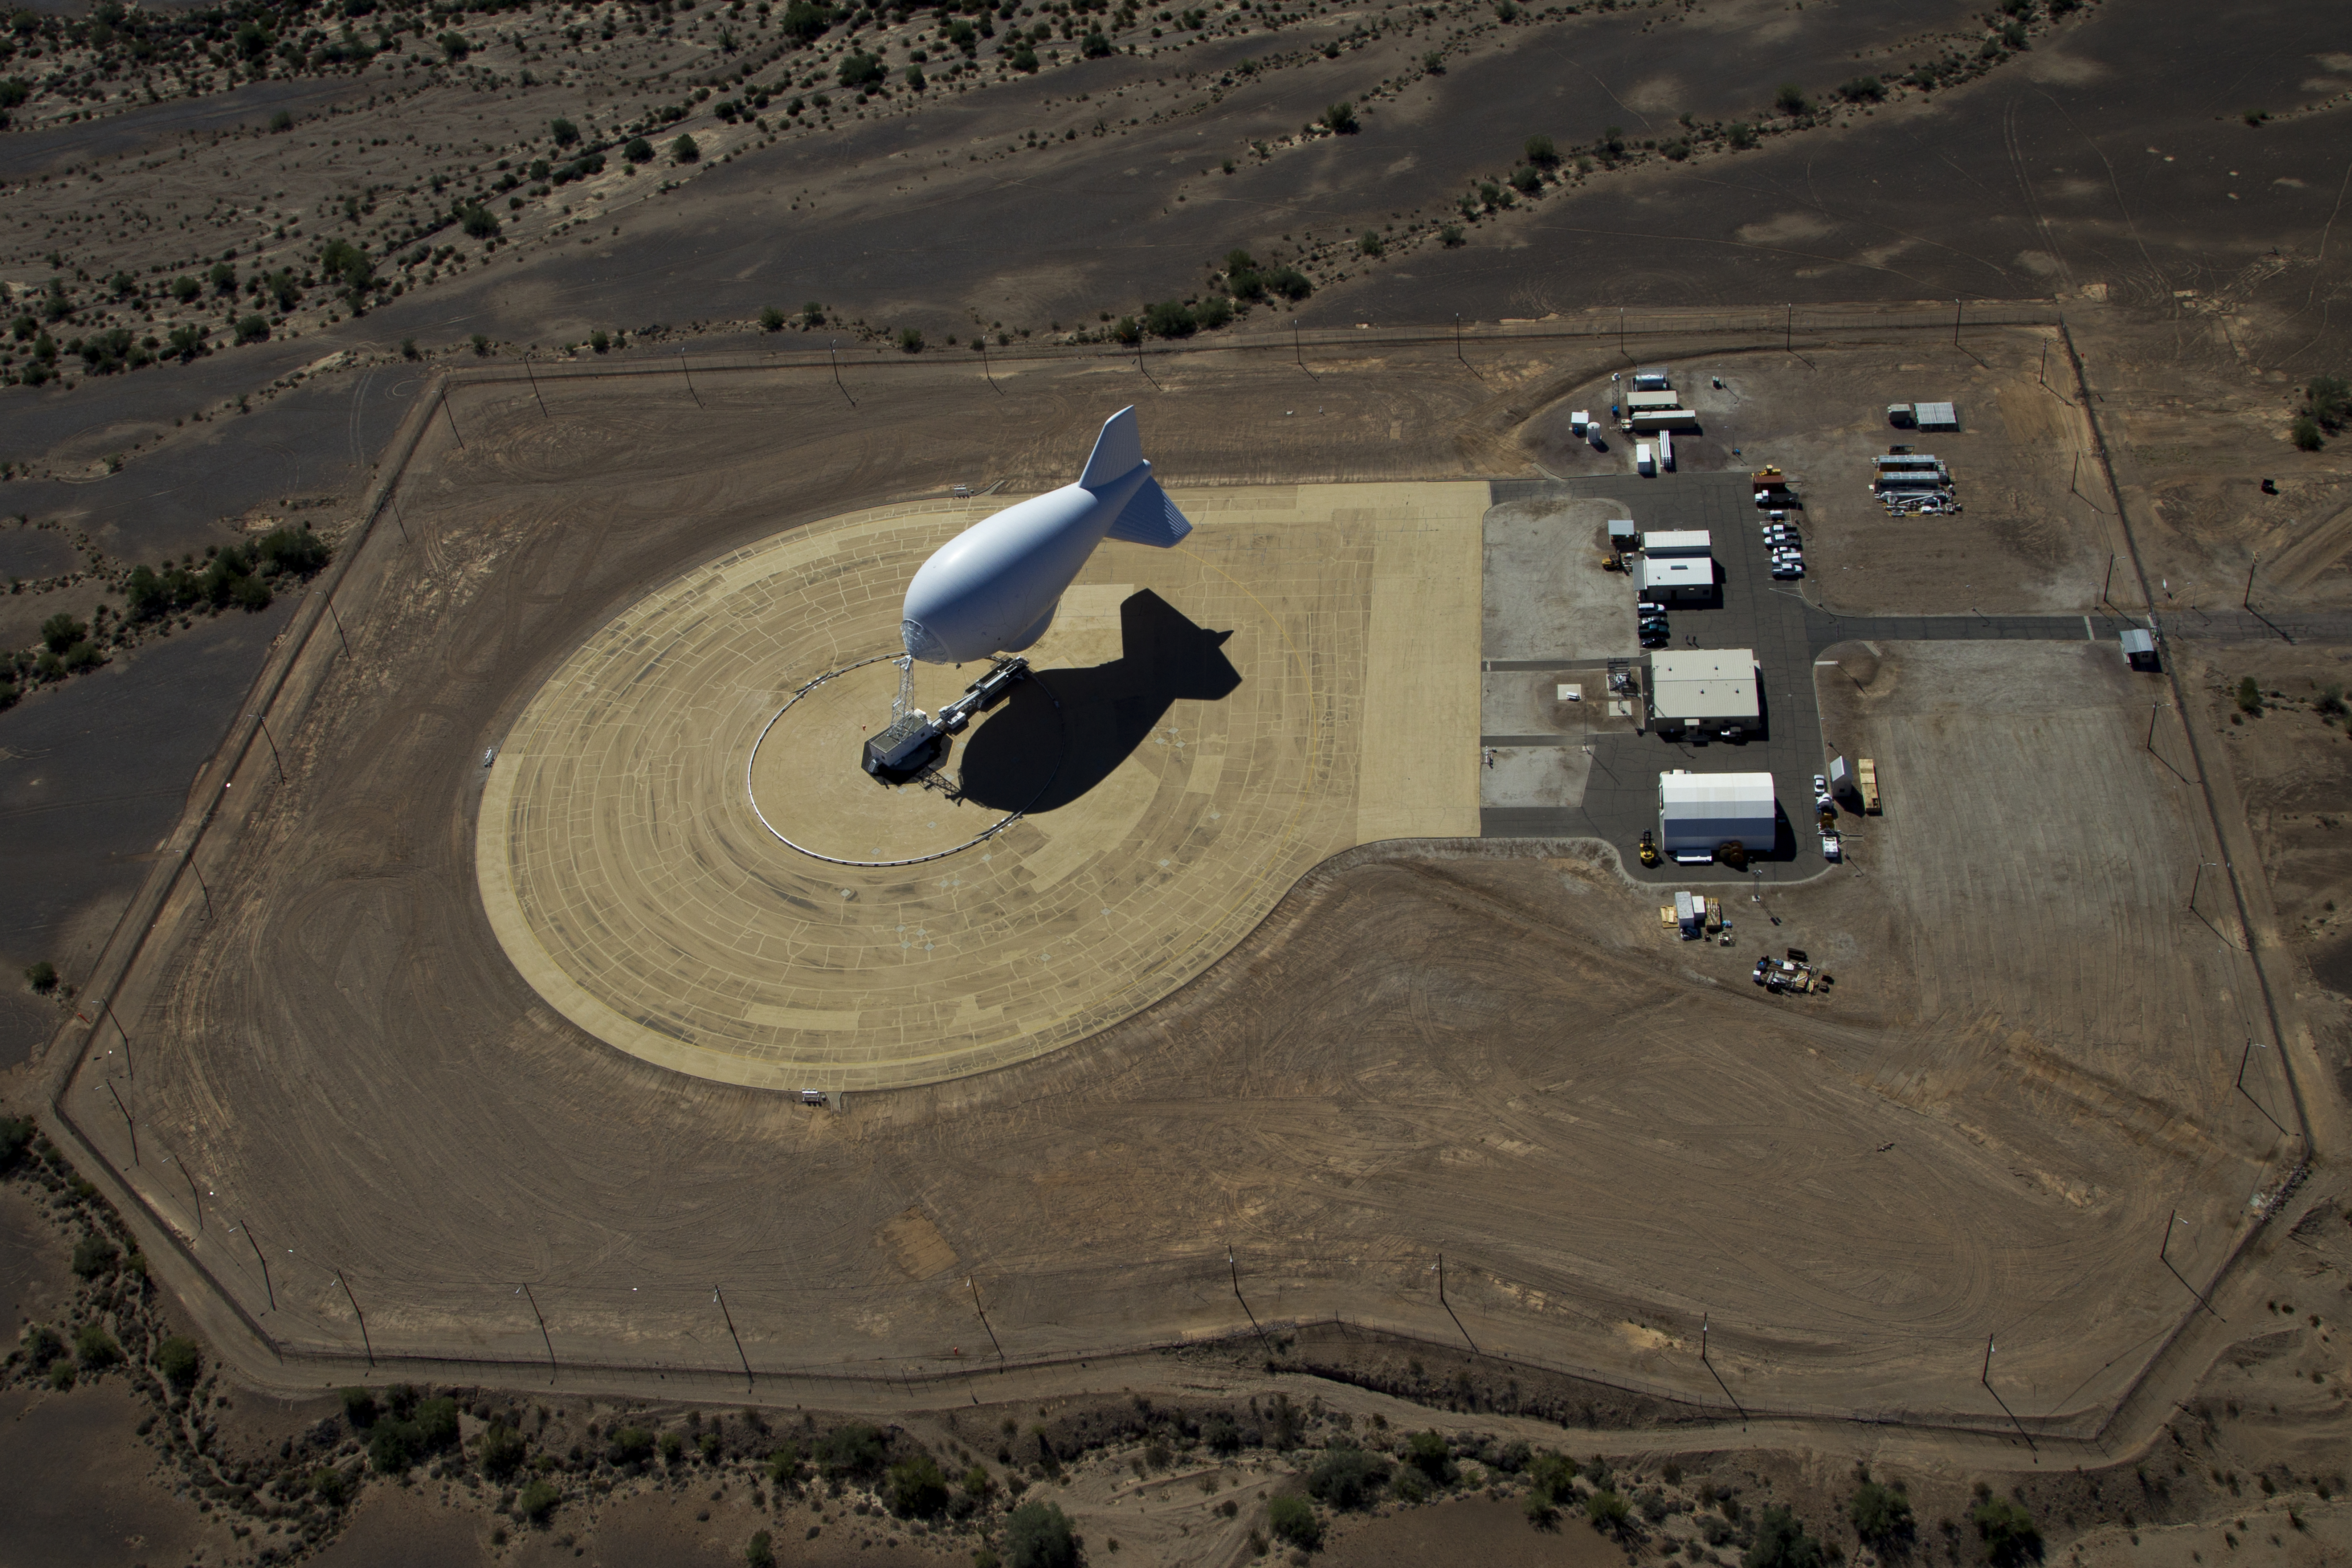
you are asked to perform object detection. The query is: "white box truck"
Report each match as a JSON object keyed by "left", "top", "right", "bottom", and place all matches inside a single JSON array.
[{"left": 1636, "top": 443, "right": 1656, "bottom": 476}]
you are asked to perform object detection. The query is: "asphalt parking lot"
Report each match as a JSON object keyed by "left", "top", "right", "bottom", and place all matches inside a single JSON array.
[{"left": 1476, "top": 474, "right": 2157, "bottom": 885}]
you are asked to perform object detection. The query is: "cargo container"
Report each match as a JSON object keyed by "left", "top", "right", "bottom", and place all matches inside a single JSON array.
[
  {"left": 1629, "top": 408, "right": 1702, "bottom": 432},
  {"left": 1637, "top": 443, "right": 1656, "bottom": 476},
  {"left": 1886, "top": 403, "right": 1915, "bottom": 427},
  {"left": 1627, "top": 390, "right": 1682, "bottom": 411}
]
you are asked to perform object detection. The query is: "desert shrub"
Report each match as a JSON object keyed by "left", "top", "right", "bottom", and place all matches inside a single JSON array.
[
  {"left": 24, "top": 961, "right": 60, "bottom": 998},
  {"left": 369, "top": 1420, "right": 420, "bottom": 1473},
  {"left": 889, "top": 1453, "right": 950, "bottom": 1517},
  {"left": 312, "top": 1467, "right": 350, "bottom": 1506},
  {"left": 439, "top": 29, "right": 468, "bottom": 58},
  {"left": 74, "top": 1322, "right": 122, "bottom": 1368},
  {"left": 1268, "top": 1494, "right": 1322, "bottom": 1549},
  {"left": 838, "top": 50, "right": 884, "bottom": 87},
  {"left": 1111, "top": 315, "right": 1142, "bottom": 345},
  {"left": 760, "top": 305, "right": 785, "bottom": 331},
  {"left": 1080, "top": 30, "right": 1108, "bottom": 56},
  {"left": 1839, "top": 74, "right": 1884, "bottom": 101},
  {"left": 780, "top": 0, "right": 834, "bottom": 42},
  {"left": 1775, "top": 82, "right": 1810, "bottom": 114},
  {"left": 2307, "top": 374, "right": 2350, "bottom": 428},
  {"left": 41, "top": 612, "right": 86, "bottom": 652},
  {"left": 1359, "top": 229, "right": 1385, "bottom": 255},
  {"left": 0, "top": 1115, "right": 34, "bottom": 1167},
  {"left": 2237, "top": 675, "right": 2264, "bottom": 714},
  {"left": 1511, "top": 164, "right": 1542, "bottom": 193},
  {"left": 898, "top": 327, "right": 925, "bottom": 352},
  {"left": 458, "top": 204, "right": 499, "bottom": 239},
  {"left": 671, "top": 134, "right": 700, "bottom": 163},
  {"left": 745, "top": 1530, "right": 775, "bottom": 1567},
  {"left": 1003, "top": 1499, "right": 1078, "bottom": 1568},
  {"left": 1440, "top": 224, "right": 1466, "bottom": 246},
  {"left": 1404, "top": 1430, "right": 1456, "bottom": 1484},
  {"left": 1195, "top": 295, "right": 1233, "bottom": 330},
  {"left": 1203, "top": 1416, "right": 1242, "bottom": 1454},
  {"left": 1524, "top": 132, "right": 1559, "bottom": 167},
  {"left": 481, "top": 1421, "right": 527, "bottom": 1479},
  {"left": 1588, "top": 1488, "right": 1634, "bottom": 1535},
  {"left": 1975, "top": 1498, "right": 2042, "bottom": 1567},
  {"left": 1424, "top": 49, "right": 1445, "bottom": 72},
  {"left": 2292, "top": 416, "right": 2323, "bottom": 451},
  {"left": 171, "top": 275, "right": 201, "bottom": 303},
  {"left": 269, "top": 108, "right": 294, "bottom": 131},
  {"left": 236, "top": 315, "right": 270, "bottom": 344},
  {"left": 1851, "top": 1480, "right": 1914, "bottom": 1546},
  {"left": 1010, "top": 43, "right": 1038, "bottom": 71},
  {"left": 1265, "top": 266, "right": 1312, "bottom": 301},
  {"left": 518, "top": 1477, "right": 561, "bottom": 1524},
  {"left": 1748, "top": 1505, "right": 1825, "bottom": 1568},
  {"left": 817, "top": 1421, "right": 888, "bottom": 1478},
  {"left": 1144, "top": 300, "right": 1196, "bottom": 337},
  {"left": 1322, "top": 99, "right": 1357, "bottom": 133},
  {"left": 767, "top": 1441, "right": 805, "bottom": 1487},
  {"left": 21, "top": 1323, "right": 65, "bottom": 1369},
  {"left": 339, "top": 1387, "right": 379, "bottom": 1427},
  {"left": 71, "top": 1232, "right": 118, "bottom": 1278},
  {"left": 550, "top": 115, "right": 579, "bottom": 145},
  {"left": 608, "top": 1425, "right": 656, "bottom": 1466},
  {"left": 1306, "top": 1445, "right": 1391, "bottom": 1508}
]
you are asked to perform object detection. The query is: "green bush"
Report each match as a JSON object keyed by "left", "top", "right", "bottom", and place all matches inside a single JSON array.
[
  {"left": 1144, "top": 301, "right": 1196, "bottom": 338},
  {"left": 745, "top": 1530, "right": 775, "bottom": 1567},
  {"left": 671, "top": 134, "right": 701, "bottom": 163},
  {"left": 2237, "top": 675, "right": 2264, "bottom": 715},
  {"left": 339, "top": 1387, "right": 379, "bottom": 1428},
  {"left": 41, "top": 612, "right": 86, "bottom": 653},
  {"left": 312, "top": 1467, "right": 350, "bottom": 1506},
  {"left": 417, "top": 1397, "right": 460, "bottom": 1450},
  {"left": 1195, "top": 295, "right": 1233, "bottom": 330},
  {"left": 838, "top": 51, "right": 885, "bottom": 87},
  {"left": 1511, "top": 164, "right": 1542, "bottom": 194},
  {"left": 888, "top": 1453, "right": 950, "bottom": 1517},
  {"left": 1974, "top": 1497, "right": 2042, "bottom": 1567},
  {"left": 369, "top": 1420, "right": 421, "bottom": 1474},
  {"left": 2308, "top": 374, "right": 2349, "bottom": 428},
  {"left": 1588, "top": 1488, "right": 1633, "bottom": 1535},
  {"left": 1010, "top": 44, "right": 1038, "bottom": 72},
  {"left": 1080, "top": 30, "right": 1108, "bottom": 56},
  {"left": 23, "top": 963, "right": 58, "bottom": 995},
  {"left": 624, "top": 135, "right": 656, "bottom": 163},
  {"left": 551, "top": 116, "right": 580, "bottom": 145},
  {"left": 2292, "top": 415, "right": 2324, "bottom": 451},
  {"left": 21, "top": 1323, "right": 65, "bottom": 1369},
  {"left": 1202, "top": 1415, "right": 1242, "bottom": 1454},
  {"left": 1265, "top": 266, "right": 1312, "bottom": 302},
  {"left": 898, "top": 327, "right": 925, "bottom": 353},
  {"left": 0, "top": 1115, "right": 34, "bottom": 1168},
  {"left": 780, "top": 0, "right": 834, "bottom": 42},
  {"left": 71, "top": 1232, "right": 118, "bottom": 1279},
  {"left": 1322, "top": 99, "right": 1357, "bottom": 134},
  {"left": 1268, "top": 1493, "right": 1322, "bottom": 1549},
  {"left": 1359, "top": 229, "right": 1385, "bottom": 256},
  {"left": 1839, "top": 74, "right": 1884, "bottom": 102},
  {"left": 518, "top": 1477, "right": 561, "bottom": 1524},
  {"left": 1404, "top": 1429, "right": 1456, "bottom": 1484},
  {"left": 766, "top": 1441, "right": 805, "bottom": 1487},
  {"left": 1305, "top": 1445, "right": 1391, "bottom": 1508},
  {"left": 236, "top": 315, "right": 270, "bottom": 344},
  {"left": 481, "top": 1421, "right": 527, "bottom": 1479},
  {"left": 1850, "top": 1480, "right": 1914, "bottom": 1546},
  {"left": 605, "top": 1426, "right": 654, "bottom": 1466},
  {"left": 1747, "top": 1505, "right": 1825, "bottom": 1568},
  {"left": 458, "top": 204, "right": 499, "bottom": 239},
  {"left": 1441, "top": 224, "right": 1466, "bottom": 247},
  {"left": 439, "top": 29, "right": 469, "bottom": 59},
  {"left": 816, "top": 1421, "right": 888, "bottom": 1478},
  {"left": 255, "top": 525, "right": 330, "bottom": 577},
  {"left": 1775, "top": 82, "right": 1810, "bottom": 115},
  {"left": 1003, "top": 1499, "right": 1078, "bottom": 1568},
  {"left": 759, "top": 305, "right": 785, "bottom": 331},
  {"left": 74, "top": 1322, "right": 122, "bottom": 1368}
]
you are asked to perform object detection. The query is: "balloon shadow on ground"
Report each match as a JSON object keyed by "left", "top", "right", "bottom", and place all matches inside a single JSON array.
[{"left": 957, "top": 589, "right": 1240, "bottom": 813}]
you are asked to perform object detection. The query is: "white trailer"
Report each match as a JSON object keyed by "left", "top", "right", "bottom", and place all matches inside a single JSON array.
[
  {"left": 1658, "top": 429, "right": 1675, "bottom": 471},
  {"left": 1636, "top": 443, "right": 1656, "bottom": 476}
]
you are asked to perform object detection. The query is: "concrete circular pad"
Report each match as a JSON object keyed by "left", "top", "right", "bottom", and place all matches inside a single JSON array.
[
  {"left": 475, "top": 487, "right": 1487, "bottom": 1091},
  {"left": 745, "top": 654, "right": 1062, "bottom": 865}
]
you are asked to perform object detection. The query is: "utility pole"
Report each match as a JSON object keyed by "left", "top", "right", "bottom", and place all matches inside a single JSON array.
[
  {"left": 337, "top": 1272, "right": 374, "bottom": 1367},
  {"left": 524, "top": 352, "right": 546, "bottom": 416},
  {"left": 105, "top": 1078, "right": 138, "bottom": 1165},
  {"left": 237, "top": 1222, "right": 274, "bottom": 1310},
  {"left": 2243, "top": 554, "right": 2258, "bottom": 610},
  {"left": 713, "top": 1286, "right": 754, "bottom": 1392},
  {"left": 259, "top": 718, "right": 286, "bottom": 783},
  {"left": 2189, "top": 860, "right": 2216, "bottom": 913},
  {"left": 388, "top": 494, "right": 410, "bottom": 546},
  {"left": 679, "top": 348, "right": 700, "bottom": 407},
  {"left": 1293, "top": 319, "right": 1302, "bottom": 368},
  {"left": 980, "top": 339, "right": 998, "bottom": 393},
  {"left": 521, "top": 1283, "right": 556, "bottom": 1384},
  {"left": 829, "top": 339, "right": 852, "bottom": 406},
  {"left": 440, "top": 390, "right": 464, "bottom": 449},
  {"left": 191, "top": 857, "right": 213, "bottom": 920},
  {"left": 326, "top": 594, "right": 351, "bottom": 657},
  {"left": 1454, "top": 311, "right": 1463, "bottom": 364},
  {"left": 169, "top": 1152, "right": 203, "bottom": 1229},
  {"left": 1784, "top": 303, "right": 1792, "bottom": 352},
  {"left": 968, "top": 1276, "right": 1006, "bottom": 1366},
  {"left": 2147, "top": 701, "right": 2161, "bottom": 752},
  {"left": 1953, "top": 297, "right": 1962, "bottom": 347}
]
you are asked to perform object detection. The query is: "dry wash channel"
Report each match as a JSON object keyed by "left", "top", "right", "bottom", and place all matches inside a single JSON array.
[{"left": 477, "top": 485, "right": 1485, "bottom": 1089}]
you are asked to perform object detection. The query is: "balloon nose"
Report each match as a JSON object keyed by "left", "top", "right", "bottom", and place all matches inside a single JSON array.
[{"left": 901, "top": 617, "right": 952, "bottom": 663}]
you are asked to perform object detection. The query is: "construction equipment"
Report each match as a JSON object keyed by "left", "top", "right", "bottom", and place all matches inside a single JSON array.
[{"left": 1638, "top": 830, "right": 1660, "bottom": 867}]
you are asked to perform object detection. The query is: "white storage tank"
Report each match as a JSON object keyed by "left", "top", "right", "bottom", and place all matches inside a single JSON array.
[{"left": 1633, "top": 369, "right": 1670, "bottom": 391}]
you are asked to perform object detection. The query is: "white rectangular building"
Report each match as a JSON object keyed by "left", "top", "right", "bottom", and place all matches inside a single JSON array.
[
  {"left": 1658, "top": 771, "right": 1778, "bottom": 859},
  {"left": 1647, "top": 649, "right": 1759, "bottom": 734},
  {"left": 1627, "top": 389, "right": 1682, "bottom": 411},
  {"left": 1638, "top": 555, "right": 1712, "bottom": 600}
]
